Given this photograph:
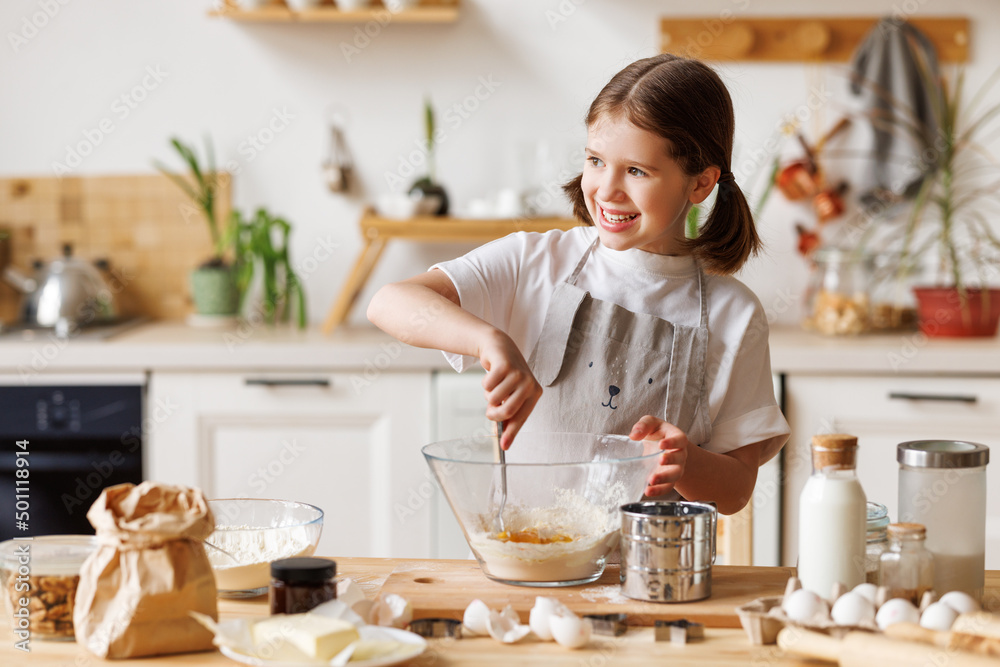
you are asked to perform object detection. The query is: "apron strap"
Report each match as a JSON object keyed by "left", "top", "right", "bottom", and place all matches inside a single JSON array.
[
  {"left": 567, "top": 237, "right": 600, "bottom": 286},
  {"left": 527, "top": 283, "right": 589, "bottom": 386},
  {"left": 696, "top": 264, "right": 708, "bottom": 328}
]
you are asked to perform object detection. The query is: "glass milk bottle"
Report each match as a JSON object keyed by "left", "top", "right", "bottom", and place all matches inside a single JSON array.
[
  {"left": 897, "top": 440, "right": 989, "bottom": 600},
  {"left": 798, "top": 434, "right": 867, "bottom": 596}
]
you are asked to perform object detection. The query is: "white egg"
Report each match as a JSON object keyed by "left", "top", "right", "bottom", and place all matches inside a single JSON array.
[
  {"left": 529, "top": 597, "right": 563, "bottom": 641},
  {"left": 852, "top": 582, "right": 878, "bottom": 604},
  {"left": 462, "top": 599, "right": 491, "bottom": 636},
  {"left": 782, "top": 589, "right": 828, "bottom": 623},
  {"left": 938, "top": 591, "right": 981, "bottom": 615},
  {"left": 876, "top": 598, "right": 920, "bottom": 630},
  {"left": 549, "top": 610, "right": 592, "bottom": 649},
  {"left": 831, "top": 591, "right": 876, "bottom": 626},
  {"left": 920, "top": 602, "right": 959, "bottom": 631}
]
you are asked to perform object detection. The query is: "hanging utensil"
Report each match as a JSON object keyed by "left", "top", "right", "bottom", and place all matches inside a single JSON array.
[{"left": 322, "top": 119, "right": 354, "bottom": 194}]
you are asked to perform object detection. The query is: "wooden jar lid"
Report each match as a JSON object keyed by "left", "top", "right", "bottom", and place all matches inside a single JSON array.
[{"left": 811, "top": 433, "right": 858, "bottom": 469}]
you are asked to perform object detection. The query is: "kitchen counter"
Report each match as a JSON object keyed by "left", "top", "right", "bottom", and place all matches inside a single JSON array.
[
  {"left": 0, "top": 557, "right": 936, "bottom": 667},
  {"left": 0, "top": 320, "right": 998, "bottom": 375}
]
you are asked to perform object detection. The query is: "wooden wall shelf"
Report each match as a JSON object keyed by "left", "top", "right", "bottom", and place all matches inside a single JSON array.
[
  {"left": 210, "top": 0, "right": 459, "bottom": 23},
  {"left": 660, "top": 16, "right": 969, "bottom": 63},
  {"left": 322, "top": 209, "right": 582, "bottom": 332}
]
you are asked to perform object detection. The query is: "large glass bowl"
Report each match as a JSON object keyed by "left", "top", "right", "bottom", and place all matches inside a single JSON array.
[
  {"left": 423, "top": 433, "right": 660, "bottom": 587},
  {"left": 205, "top": 499, "right": 324, "bottom": 598}
]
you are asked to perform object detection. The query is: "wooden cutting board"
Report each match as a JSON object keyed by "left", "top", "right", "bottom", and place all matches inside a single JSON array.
[{"left": 379, "top": 559, "right": 794, "bottom": 628}]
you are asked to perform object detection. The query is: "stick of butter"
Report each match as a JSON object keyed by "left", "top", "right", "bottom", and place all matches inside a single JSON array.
[{"left": 252, "top": 614, "right": 360, "bottom": 662}]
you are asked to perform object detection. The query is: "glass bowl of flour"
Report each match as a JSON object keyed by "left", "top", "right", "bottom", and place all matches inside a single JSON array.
[
  {"left": 423, "top": 433, "right": 660, "bottom": 587},
  {"left": 205, "top": 499, "right": 324, "bottom": 598}
]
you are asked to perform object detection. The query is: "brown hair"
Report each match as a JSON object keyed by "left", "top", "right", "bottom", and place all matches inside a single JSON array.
[{"left": 562, "top": 53, "right": 760, "bottom": 275}]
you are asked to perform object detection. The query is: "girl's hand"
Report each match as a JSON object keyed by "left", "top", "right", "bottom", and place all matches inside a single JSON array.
[
  {"left": 479, "top": 330, "right": 542, "bottom": 450},
  {"left": 629, "top": 415, "right": 690, "bottom": 497}
]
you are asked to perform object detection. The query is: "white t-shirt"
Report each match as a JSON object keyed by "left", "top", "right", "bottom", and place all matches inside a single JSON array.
[{"left": 431, "top": 226, "right": 790, "bottom": 464}]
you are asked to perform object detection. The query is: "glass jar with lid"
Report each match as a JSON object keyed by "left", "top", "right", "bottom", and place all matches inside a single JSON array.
[
  {"left": 865, "top": 502, "right": 890, "bottom": 584},
  {"left": 868, "top": 251, "right": 920, "bottom": 331},
  {"left": 270, "top": 557, "right": 337, "bottom": 615},
  {"left": 801, "top": 248, "right": 872, "bottom": 336},
  {"left": 897, "top": 440, "right": 989, "bottom": 600},
  {"left": 0, "top": 535, "right": 97, "bottom": 641},
  {"left": 879, "top": 522, "right": 934, "bottom": 605}
]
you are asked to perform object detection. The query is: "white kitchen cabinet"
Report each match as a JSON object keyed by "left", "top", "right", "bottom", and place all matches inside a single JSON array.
[
  {"left": 147, "top": 370, "right": 433, "bottom": 559},
  {"left": 781, "top": 374, "right": 1000, "bottom": 568}
]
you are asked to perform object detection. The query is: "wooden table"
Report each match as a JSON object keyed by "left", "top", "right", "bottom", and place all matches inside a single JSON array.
[
  {"left": 9, "top": 558, "right": 1000, "bottom": 666},
  {"left": 321, "top": 210, "right": 582, "bottom": 332}
]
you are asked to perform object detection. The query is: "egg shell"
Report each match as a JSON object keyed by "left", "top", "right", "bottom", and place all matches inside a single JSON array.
[
  {"left": 529, "top": 597, "right": 563, "bottom": 641},
  {"left": 368, "top": 593, "right": 413, "bottom": 628},
  {"left": 831, "top": 591, "right": 876, "bottom": 626},
  {"left": 487, "top": 605, "right": 531, "bottom": 644},
  {"left": 782, "top": 589, "right": 828, "bottom": 624},
  {"left": 920, "top": 602, "right": 959, "bottom": 631},
  {"left": 549, "top": 611, "right": 592, "bottom": 649},
  {"left": 852, "top": 583, "right": 878, "bottom": 604},
  {"left": 938, "top": 591, "right": 980, "bottom": 615},
  {"left": 463, "top": 599, "right": 491, "bottom": 636},
  {"left": 876, "top": 598, "right": 920, "bottom": 630}
]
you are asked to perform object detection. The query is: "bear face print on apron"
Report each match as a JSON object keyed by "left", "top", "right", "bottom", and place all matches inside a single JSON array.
[{"left": 523, "top": 238, "right": 713, "bottom": 498}]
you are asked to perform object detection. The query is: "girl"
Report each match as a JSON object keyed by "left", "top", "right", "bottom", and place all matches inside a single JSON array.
[{"left": 368, "top": 54, "right": 789, "bottom": 515}]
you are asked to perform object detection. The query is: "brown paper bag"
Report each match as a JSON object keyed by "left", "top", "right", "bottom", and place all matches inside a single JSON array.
[{"left": 73, "top": 481, "right": 219, "bottom": 658}]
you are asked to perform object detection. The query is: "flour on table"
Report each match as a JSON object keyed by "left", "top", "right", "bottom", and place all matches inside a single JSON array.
[{"left": 579, "top": 585, "right": 629, "bottom": 604}]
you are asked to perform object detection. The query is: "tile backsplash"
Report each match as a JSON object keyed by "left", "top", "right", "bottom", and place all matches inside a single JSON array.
[{"left": 0, "top": 174, "right": 230, "bottom": 324}]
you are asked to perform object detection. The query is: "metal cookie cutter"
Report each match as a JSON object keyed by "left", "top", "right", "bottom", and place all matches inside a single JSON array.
[
  {"left": 408, "top": 618, "right": 463, "bottom": 639},
  {"left": 654, "top": 619, "right": 705, "bottom": 645},
  {"left": 583, "top": 613, "right": 627, "bottom": 637}
]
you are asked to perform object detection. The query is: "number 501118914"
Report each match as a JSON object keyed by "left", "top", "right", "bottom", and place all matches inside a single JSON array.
[{"left": 15, "top": 440, "right": 29, "bottom": 533}]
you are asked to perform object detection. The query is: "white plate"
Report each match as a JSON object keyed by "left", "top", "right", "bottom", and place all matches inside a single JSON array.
[{"left": 219, "top": 626, "right": 427, "bottom": 667}]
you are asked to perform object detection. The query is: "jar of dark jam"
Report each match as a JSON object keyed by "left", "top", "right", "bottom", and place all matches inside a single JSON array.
[{"left": 269, "top": 557, "right": 337, "bottom": 615}]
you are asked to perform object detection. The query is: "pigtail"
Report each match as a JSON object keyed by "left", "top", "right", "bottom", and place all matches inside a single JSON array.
[
  {"left": 684, "top": 177, "right": 760, "bottom": 275},
  {"left": 562, "top": 173, "right": 594, "bottom": 225}
]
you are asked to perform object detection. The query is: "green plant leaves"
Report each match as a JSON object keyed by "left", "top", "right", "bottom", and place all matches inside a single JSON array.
[
  {"left": 154, "top": 136, "right": 225, "bottom": 259},
  {"left": 229, "top": 207, "right": 306, "bottom": 329}
]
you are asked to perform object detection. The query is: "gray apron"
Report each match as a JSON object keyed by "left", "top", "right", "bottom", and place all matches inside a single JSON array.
[{"left": 524, "top": 239, "right": 712, "bottom": 480}]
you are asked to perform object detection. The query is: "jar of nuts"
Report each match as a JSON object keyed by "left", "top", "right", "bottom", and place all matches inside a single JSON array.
[
  {"left": 1, "top": 535, "right": 97, "bottom": 641},
  {"left": 801, "top": 248, "right": 873, "bottom": 336}
]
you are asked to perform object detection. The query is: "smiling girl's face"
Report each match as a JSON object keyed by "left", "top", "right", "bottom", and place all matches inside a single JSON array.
[{"left": 582, "top": 116, "right": 717, "bottom": 256}]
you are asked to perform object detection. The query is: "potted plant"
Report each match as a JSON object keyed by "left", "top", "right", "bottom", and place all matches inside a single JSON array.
[
  {"left": 859, "top": 64, "right": 1000, "bottom": 337},
  {"left": 155, "top": 137, "right": 240, "bottom": 319},
  {"left": 228, "top": 207, "right": 307, "bottom": 329},
  {"left": 409, "top": 98, "right": 449, "bottom": 216}
]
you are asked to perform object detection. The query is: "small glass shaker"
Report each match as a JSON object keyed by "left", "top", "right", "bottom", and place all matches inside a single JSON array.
[
  {"left": 269, "top": 557, "right": 337, "bottom": 615},
  {"left": 879, "top": 523, "right": 934, "bottom": 605},
  {"left": 865, "top": 502, "right": 890, "bottom": 585}
]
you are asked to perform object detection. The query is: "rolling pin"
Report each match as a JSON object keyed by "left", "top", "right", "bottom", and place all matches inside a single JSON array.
[
  {"left": 776, "top": 627, "right": 1000, "bottom": 667},
  {"left": 884, "top": 613, "right": 1000, "bottom": 656}
]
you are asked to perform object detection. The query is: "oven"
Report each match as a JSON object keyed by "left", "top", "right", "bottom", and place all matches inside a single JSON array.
[{"left": 0, "top": 374, "right": 145, "bottom": 540}]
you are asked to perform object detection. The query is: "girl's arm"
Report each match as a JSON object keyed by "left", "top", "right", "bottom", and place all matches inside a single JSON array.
[
  {"left": 367, "top": 269, "right": 542, "bottom": 449},
  {"left": 630, "top": 417, "right": 762, "bottom": 515}
]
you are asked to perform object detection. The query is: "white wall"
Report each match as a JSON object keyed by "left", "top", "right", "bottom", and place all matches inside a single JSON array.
[{"left": 2, "top": 0, "right": 998, "bottom": 326}]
